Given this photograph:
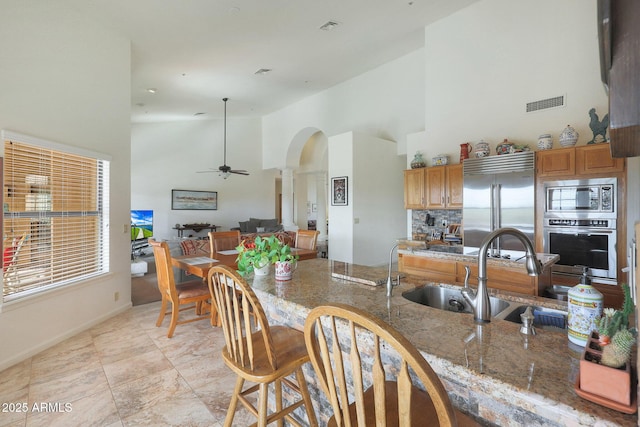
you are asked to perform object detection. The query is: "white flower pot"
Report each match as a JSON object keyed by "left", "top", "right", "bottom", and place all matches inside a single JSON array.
[{"left": 254, "top": 264, "right": 270, "bottom": 276}]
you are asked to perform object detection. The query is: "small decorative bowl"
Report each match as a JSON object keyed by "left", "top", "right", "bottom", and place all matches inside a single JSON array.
[{"left": 432, "top": 155, "right": 449, "bottom": 166}]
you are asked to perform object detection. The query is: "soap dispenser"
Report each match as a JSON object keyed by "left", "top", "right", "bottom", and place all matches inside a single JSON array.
[{"left": 567, "top": 267, "right": 603, "bottom": 346}]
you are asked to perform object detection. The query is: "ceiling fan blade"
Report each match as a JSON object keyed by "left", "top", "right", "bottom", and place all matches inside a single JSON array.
[
  {"left": 230, "top": 169, "right": 249, "bottom": 175},
  {"left": 196, "top": 168, "right": 217, "bottom": 173}
]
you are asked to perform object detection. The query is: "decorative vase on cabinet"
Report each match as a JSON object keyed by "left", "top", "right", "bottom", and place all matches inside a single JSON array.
[
  {"left": 474, "top": 140, "right": 490, "bottom": 158},
  {"left": 559, "top": 125, "right": 579, "bottom": 147},
  {"left": 410, "top": 152, "right": 426, "bottom": 169},
  {"left": 537, "top": 134, "right": 553, "bottom": 150}
]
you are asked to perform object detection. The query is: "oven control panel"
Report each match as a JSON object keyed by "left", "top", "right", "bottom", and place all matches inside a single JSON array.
[{"left": 546, "top": 218, "right": 614, "bottom": 228}]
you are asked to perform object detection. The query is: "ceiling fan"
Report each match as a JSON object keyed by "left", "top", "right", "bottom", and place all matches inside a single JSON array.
[{"left": 198, "top": 97, "right": 249, "bottom": 179}]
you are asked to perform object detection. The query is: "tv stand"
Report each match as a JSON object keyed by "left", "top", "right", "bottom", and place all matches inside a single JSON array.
[{"left": 131, "top": 239, "right": 149, "bottom": 260}]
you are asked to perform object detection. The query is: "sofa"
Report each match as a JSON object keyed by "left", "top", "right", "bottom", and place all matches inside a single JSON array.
[{"left": 233, "top": 217, "right": 284, "bottom": 234}]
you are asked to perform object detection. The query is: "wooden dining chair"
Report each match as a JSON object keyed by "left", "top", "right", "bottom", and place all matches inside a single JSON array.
[
  {"left": 295, "top": 230, "right": 319, "bottom": 251},
  {"left": 208, "top": 230, "right": 241, "bottom": 255},
  {"left": 207, "top": 265, "right": 318, "bottom": 427},
  {"left": 304, "top": 303, "right": 480, "bottom": 426},
  {"left": 148, "top": 239, "right": 212, "bottom": 338}
]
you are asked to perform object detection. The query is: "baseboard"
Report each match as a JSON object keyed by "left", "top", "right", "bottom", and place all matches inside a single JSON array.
[{"left": 0, "top": 303, "right": 132, "bottom": 372}]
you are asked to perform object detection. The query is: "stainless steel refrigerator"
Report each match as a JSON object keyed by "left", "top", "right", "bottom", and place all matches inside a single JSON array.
[{"left": 462, "top": 151, "right": 535, "bottom": 257}]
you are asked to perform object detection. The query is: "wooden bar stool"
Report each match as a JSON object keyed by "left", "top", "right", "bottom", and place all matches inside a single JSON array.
[
  {"left": 304, "top": 303, "right": 480, "bottom": 426},
  {"left": 148, "top": 239, "right": 212, "bottom": 338},
  {"left": 207, "top": 265, "right": 318, "bottom": 427}
]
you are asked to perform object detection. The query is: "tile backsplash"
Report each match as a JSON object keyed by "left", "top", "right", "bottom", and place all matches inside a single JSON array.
[{"left": 411, "top": 209, "right": 462, "bottom": 242}]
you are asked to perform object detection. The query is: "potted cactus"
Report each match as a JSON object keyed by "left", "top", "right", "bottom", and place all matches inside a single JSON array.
[{"left": 578, "top": 283, "right": 636, "bottom": 409}]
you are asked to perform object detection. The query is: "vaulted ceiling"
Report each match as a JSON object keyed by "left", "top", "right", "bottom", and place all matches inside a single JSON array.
[{"left": 66, "top": 0, "right": 478, "bottom": 123}]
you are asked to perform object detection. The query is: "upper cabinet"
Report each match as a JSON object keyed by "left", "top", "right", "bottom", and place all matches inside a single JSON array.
[
  {"left": 536, "top": 144, "right": 624, "bottom": 178},
  {"left": 576, "top": 143, "right": 625, "bottom": 175},
  {"left": 599, "top": 0, "right": 640, "bottom": 157},
  {"left": 404, "top": 164, "right": 463, "bottom": 209},
  {"left": 536, "top": 147, "right": 576, "bottom": 177},
  {"left": 403, "top": 168, "right": 426, "bottom": 209}
]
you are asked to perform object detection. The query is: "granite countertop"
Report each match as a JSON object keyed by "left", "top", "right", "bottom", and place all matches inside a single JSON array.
[{"left": 248, "top": 259, "right": 636, "bottom": 426}]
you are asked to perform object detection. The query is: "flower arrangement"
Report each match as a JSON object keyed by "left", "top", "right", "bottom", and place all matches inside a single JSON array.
[
  {"left": 235, "top": 235, "right": 298, "bottom": 277},
  {"left": 593, "top": 283, "right": 637, "bottom": 368}
]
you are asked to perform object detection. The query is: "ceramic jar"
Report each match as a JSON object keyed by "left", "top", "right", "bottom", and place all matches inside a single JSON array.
[
  {"left": 568, "top": 283, "right": 603, "bottom": 347},
  {"left": 495, "top": 139, "right": 514, "bottom": 155},
  {"left": 410, "top": 152, "right": 426, "bottom": 169},
  {"left": 432, "top": 154, "right": 449, "bottom": 166},
  {"left": 275, "top": 260, "right": 295, "bottom": 281},
  {"left": 474, "top": 140, "right": 490, "bottom": 158},
  {"left": 537, "top": 134, "right": 553, "bottom": 150},
  {"left": 559, "top": 125, "right": 579, "bottom": 147}
]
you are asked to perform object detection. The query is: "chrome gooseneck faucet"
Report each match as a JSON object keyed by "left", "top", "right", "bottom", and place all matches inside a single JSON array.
[
  {"left": 386, "top": 243, "right": 399, "bottom": 297},
  {"left": 461, "top": 227, "right": 542, "bottom": 322}
]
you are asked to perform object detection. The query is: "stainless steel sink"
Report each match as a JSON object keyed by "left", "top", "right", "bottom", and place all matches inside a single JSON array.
[
  {"left": 402, "top": 286, "right": 511, "bottom": 316},
  {"left": 496, "top": 304, "right": 567, "bottom": 330}
]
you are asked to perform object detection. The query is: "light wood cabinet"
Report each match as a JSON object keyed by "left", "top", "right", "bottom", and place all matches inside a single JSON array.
[
  {"left": 403, "top": 168, "right": 426, "bottom": 209},
  {"left": 536, "top": 144, "right": 623, "bottom": 178},
  {"left": 576, "top": 143, "right": 625, "bottom": 175},
  {"left": 399, "top": 253, "right": 539, "bottom": 295},
  {"left": 404, "top": 164, "right": 463, "bottom": 210},
  {"left": 454, "top": 261, "right": 536, "bottom": 295},
  {"left": 445, "top": 164, "right": 463, "bottom": 208},
  {"left": 425, "top": 167, "right": 445, "bottom": 208},
  {"left": 536, "top": 147, "right": 575, "bottom": 177},
  {"left": 398, "top": 254, "right": 456, "bottom": 283}
]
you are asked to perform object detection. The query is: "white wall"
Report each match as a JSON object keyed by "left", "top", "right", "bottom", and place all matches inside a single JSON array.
[
  {"left": 262, "top": 49, "right": 425, "bottom": 169},
  {"left": 328, "top": 132, "right": 406, "bottom": 266},
  {"left": 352, "top": 134, "right": 406, "bottom": 266},
  {"left": 411, "top": 0, "right": 608, "bottom": 161},
  {"left": 131, "top": 118, "right": 278, "bottom": 238},
  {"left": 328, "top": 133, "right": 354, "bottom": 263},
  {"left": 0, "top": 2, "right": 132, "bottom": 370}
]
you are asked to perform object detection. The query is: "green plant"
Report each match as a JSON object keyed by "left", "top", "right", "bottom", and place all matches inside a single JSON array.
[
  {"left": 594, "top": 283, "right": 637, "bottom": 368},
  {"left": 235, "top": 235, "right": 298, "bottom": 277}
]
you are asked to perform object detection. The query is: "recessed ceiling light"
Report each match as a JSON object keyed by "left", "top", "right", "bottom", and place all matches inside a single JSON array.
[
  {"left": 146, "top": 88, "right": 157, "bottom": 93},
  {"left": 319, "top": 21, "right": 340, "bottom": 31},
  {"left": 255, "top": 68, "right": 272, "bottom": 75}
]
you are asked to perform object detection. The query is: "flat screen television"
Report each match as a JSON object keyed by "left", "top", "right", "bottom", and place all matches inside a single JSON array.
[{"left": 131, "top": 210, "right": 153, "bottom": 241}]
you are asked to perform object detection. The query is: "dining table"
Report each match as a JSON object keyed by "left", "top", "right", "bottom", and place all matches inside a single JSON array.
[
  {"left": 171, "top": 247, "right": 318, "bottom": 327},
  {"left": 171, "top": 247, "right": 318, "bottom": 279}
]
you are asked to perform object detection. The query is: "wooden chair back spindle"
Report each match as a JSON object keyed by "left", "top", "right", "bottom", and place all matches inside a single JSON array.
[{"left": 305, "top": 304, "right": 479, "bottom": 426}]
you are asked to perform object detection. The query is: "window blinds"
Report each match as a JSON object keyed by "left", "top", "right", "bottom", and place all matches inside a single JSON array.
[{"left": 3, "top": 137, "right": 110, "bottom": 301}]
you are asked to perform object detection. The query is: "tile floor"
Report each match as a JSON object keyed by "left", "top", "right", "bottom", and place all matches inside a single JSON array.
[{"left": 0, "top": 301, "right": 259, "bottom": 427}]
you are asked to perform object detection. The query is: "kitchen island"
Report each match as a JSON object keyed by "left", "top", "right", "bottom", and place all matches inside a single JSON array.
[{"left": 246, "top": 258, "right": 636, "bottom": 426}]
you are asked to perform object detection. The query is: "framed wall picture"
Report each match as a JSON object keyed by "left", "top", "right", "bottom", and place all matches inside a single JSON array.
[
  {"left": 171, "top": 189, "right": 218, "bottom": 210},
  {"left": 331, "top": 176, "right": 348, "bottom": 206}
]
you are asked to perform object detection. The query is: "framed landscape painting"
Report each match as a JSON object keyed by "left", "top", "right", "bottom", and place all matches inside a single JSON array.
[
  {"left": 331, "top": 176, "right": 348, "bottom": 206},
  {"left": 171, "top": 190, "right": 218, "bottom": 210}
]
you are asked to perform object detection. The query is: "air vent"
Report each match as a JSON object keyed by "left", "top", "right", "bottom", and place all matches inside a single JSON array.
[{"left": 526, "top": 95, "right": 565, "bottom": 113}]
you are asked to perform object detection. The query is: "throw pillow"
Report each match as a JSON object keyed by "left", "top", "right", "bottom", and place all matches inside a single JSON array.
[
  {"left": 238, "top": 221, "right": 249, "bottom": 233},
  {"left": 180, "top": 240, "right": 198, "bottom": 255},
  {"left": 248, "top": 218, "right": 260, "bottom": 233},
  {"left": 260, "top": 218, "right": 278, "bottom": 228}
]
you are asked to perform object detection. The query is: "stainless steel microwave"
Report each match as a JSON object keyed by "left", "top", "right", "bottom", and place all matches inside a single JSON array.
[{"left": 545, "top": 178, "right": 616, "bottom": 217}]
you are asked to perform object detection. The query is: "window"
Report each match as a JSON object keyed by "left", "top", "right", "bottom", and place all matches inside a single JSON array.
[{"left": 2, "top": 131, "right": 110, "bottom": 302}]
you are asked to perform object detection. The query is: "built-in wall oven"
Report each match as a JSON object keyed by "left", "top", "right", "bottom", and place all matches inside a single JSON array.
[{"left": 543, "top": 178, "right": 617, "bottom": 284}]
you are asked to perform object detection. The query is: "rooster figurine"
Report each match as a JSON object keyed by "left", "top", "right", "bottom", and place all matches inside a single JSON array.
[{"left": 588, "top": 108, "right": 609, "bottom": 144}]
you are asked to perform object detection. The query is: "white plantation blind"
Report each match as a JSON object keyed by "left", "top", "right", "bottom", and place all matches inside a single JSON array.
[{"left": 2, "top": 135, "right": 110, "bottom": 301}]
